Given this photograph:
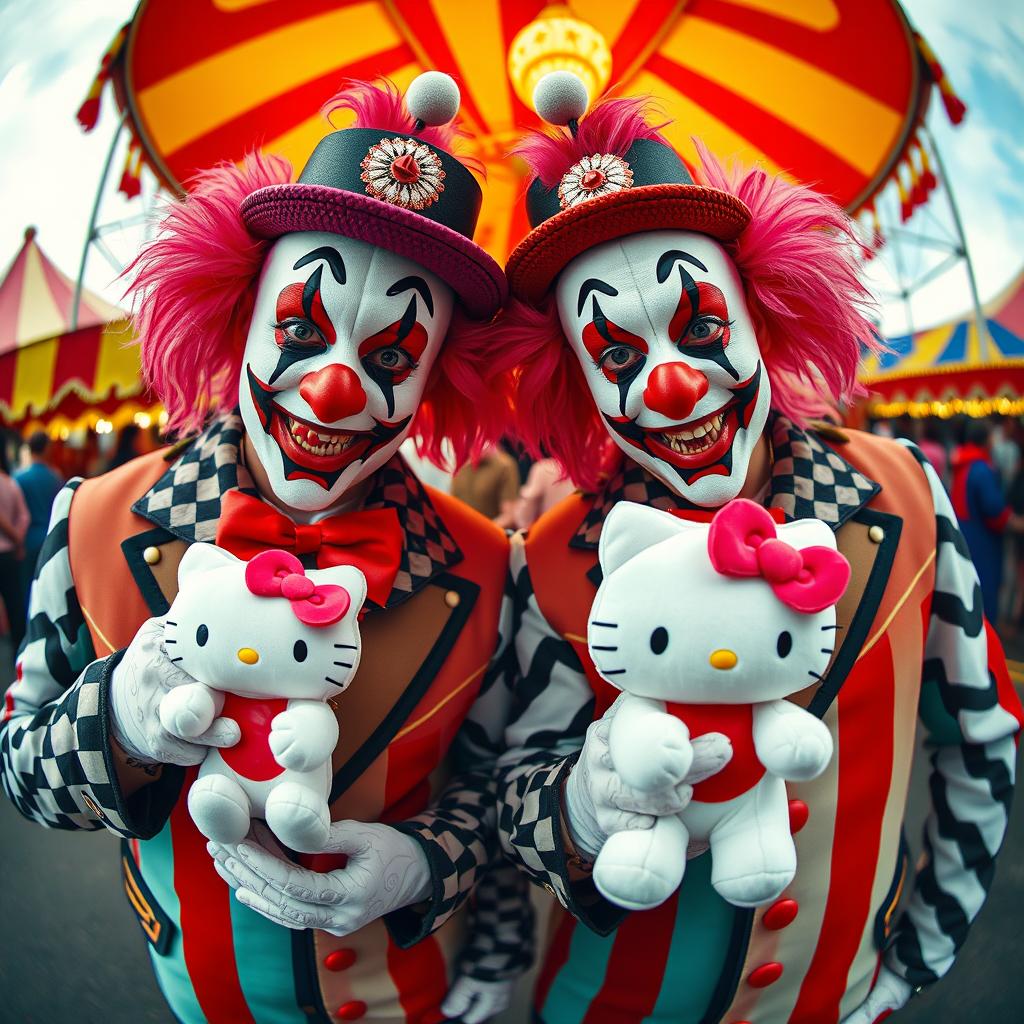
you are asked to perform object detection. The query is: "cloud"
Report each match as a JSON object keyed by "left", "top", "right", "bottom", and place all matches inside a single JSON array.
[{"left": 871, "top": 0, "right": 1024, "bottom": 336}]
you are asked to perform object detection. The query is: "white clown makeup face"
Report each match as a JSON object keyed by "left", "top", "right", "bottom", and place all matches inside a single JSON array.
[
  {"left": 556, "top": 230, "right": 771, "bottom": 507},
  {"left": 239, "top": 232, "right": 453, "bottom": 512}
]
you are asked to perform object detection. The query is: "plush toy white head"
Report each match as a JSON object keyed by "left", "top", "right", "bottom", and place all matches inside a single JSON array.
[
  {"left": 165, "top": 544, "right": 367, "bottom": 700},
  {"left": 589, "top": 500, "right": 849, "bottom": 704}
]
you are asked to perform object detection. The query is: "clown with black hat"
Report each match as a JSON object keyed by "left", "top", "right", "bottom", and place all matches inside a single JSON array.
[
  {"left": 0, "top": 73, "right": 531, "bottom": 1024},
  {"left": 494, "top": 70, "right": 1021, "bottom": 1024}
]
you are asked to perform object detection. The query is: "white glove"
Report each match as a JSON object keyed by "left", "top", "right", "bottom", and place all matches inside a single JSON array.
[
  {"left": 109, "top": 617, "right": 240, "bottom": 765},
  {"left": 441, "top": 976, "right": 515, "bottom": 1023},
  {"left": 839, "top": 966, "right": 914, "bottom": 1024},
  {"left": 564, "top": 694, "right": 733, "bottom": 858},
  {"left": 208, "top": 820, "right": 432, "bottom": 935}
]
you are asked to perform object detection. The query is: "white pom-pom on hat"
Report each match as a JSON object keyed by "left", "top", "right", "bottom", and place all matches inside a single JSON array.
[
  {"left": 406, "top": 71, "right": 461, "bottom": 127},
  {"left": 533, "top": 70, "right": 589, "bottom": 126}
]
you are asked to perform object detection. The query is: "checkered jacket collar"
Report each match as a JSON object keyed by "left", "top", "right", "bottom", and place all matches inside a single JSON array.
[
  {"left": 571, "top": 415, "right": 880, "bottom": 549},
  {"left": 131, "top": 414, "right": 463, "bottom": 607}
]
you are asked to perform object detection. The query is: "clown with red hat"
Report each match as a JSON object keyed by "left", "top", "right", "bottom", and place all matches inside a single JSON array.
[{"left": 493, "top": 71, "right": 1022, "bottom": 1024}]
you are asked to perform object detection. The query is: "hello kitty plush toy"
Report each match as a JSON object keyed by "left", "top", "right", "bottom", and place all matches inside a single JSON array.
[
  {"left": 588, "top": 499, "right": 850, "bottom": 912},
  {"left": 159, "top": 545, "right": 367, "bottom": 853}
]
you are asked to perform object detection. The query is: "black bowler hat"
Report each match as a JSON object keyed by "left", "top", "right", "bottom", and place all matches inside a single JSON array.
[{"left": 241, "top": 72, "right": 506, "bottom": 319}]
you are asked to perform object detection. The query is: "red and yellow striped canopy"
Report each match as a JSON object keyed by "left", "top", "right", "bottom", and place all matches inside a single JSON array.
[
  {"left": 0, "top": 228, "right": 148, "bottom": 432},
  {"left": 119, "top": 0, "right": 924, "bottom": 262}
]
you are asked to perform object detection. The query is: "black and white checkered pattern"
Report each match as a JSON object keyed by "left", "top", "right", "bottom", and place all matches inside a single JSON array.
[
  {"left": 132, "top": 416, "right": 248, "bottom": 543},
  {"left": 1, "top": 482, "right": 174, "bottom": 837},
  {"left": 767, "top": 416, "right": 879, "bottom": 527},
  {"left": 456, "top": 854, "right": 535, "bottom": 981}
]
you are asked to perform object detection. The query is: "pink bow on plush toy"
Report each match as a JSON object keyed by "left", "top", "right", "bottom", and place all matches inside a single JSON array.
[
  {"left": 708, "top": 500, "right": 850, "bottom": 614},
  {"left": 244, "top": 549, "right": 351, "bottom": 626}
]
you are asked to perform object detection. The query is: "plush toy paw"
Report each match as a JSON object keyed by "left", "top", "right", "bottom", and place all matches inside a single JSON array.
[
  {"left": 593, "top": 816, "right": 687, "bottom": 911},
  {"left": 159, "top": 682, "right": 217, "bottom": 740},
  {"left": 265, "top": 782, "right": 331, "bottom": 853},
  {"left": 189, "top": 773, "right": 252, "bottom": 844},
  {"left": 269, "top": 705, "right": 336, "bottom": 772},
  {"left": 711, "top": 868, "right": 795, "bottom": 908},
  {"left": 760, "top": 722, "right": 833, "bottom": 782},
  {"left": 615, "top": 712, "right": 693, "bottom": 793}
]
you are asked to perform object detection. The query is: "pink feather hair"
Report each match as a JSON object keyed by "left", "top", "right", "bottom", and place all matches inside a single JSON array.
[
  {"left": 495, "top": 98, "right": 881, "bottom": 491},
  {"left": 129, "top": 79, "right": 499, "bottom": 466}
]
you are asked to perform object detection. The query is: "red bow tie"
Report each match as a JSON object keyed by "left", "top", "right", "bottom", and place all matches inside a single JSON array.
[{"left": 215, "top": 490, "right": 403, "bottom": 608}]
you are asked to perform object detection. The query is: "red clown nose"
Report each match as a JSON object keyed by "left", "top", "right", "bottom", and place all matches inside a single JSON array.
[
  {"left": 643, "top": 362, "right": 709, "bottom": 421},
  {"left": 298, "top": 364, "right": 367, "bottom": 422}
]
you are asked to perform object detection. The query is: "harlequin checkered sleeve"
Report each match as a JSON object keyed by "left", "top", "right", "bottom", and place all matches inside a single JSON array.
[
  {"left": 494, "top": 532, "right": 627, "bottom": 936},
  {"left": 0, "top": 481, "right": 180, "bottom": 838},
  {"left": 887, "top": 443, "right": 1022, "bottom": 988},
  {"left": 388, "top": 570, "right": 536, "bottom": 969}
]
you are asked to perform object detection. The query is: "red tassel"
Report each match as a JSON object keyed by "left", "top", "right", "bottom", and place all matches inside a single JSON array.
[
  {"left": 916, "top": 32, "right": 967, "bottom": 125},
  {"left": 118, "top": 141, "right": 143, "bottom": 199},
  {"left": 118, "top": 170, "right": 142, "bottom": 199},
  {"left": 74, "top": 24, "right": 128, "bottom": 134},
  {"left": 76, "top": 95, "right": 101, "bottom": 132},
  {"left": 940, "top": 83, "right": 967, "bottom": 125}
]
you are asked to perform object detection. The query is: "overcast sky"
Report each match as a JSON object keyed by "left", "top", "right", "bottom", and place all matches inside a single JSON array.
[{"left": 0, "top": 0, "right": 1021, "bottom": 337}]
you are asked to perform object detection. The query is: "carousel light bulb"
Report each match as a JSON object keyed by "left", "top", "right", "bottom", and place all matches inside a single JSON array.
[{"left": 507, "top": 5, "right": 612, "bottom": 110}]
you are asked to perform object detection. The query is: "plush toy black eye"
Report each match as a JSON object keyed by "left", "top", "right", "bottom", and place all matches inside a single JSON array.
[
  {"left": 776, "top": 631, "right": 792, "bottom": 658},
  {"left": 650, "top": 627, "right": 669, "bottom": 655},
  {"left": 293, "top": 640, "right": 308, "bottom": 663},
  {"left": 196, "top": 624, "right": 209, "bottom": 647}
]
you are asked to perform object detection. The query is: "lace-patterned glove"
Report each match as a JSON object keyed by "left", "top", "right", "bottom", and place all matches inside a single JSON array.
[
  {"left": 208, "top": 820, "right": 432, "bottom": 935},
  {"left": 109, "top": 617, "right": 239, "bottom": 765}
]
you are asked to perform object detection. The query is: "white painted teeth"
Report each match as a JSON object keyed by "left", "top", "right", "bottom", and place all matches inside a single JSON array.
[
  {"left": 287, "top": 416, "right": 353, "bottom": 457},
  {"left": 661, "top": 413, "right": 726, "bottom": 454}
]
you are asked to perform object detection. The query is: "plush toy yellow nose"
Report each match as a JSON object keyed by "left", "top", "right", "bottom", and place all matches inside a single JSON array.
[
  {"left": 237, "top": 647, "right": 260, "bottom": 665},
  {"left": 709, "top": 649, "right": 738, "bottom": 670}
]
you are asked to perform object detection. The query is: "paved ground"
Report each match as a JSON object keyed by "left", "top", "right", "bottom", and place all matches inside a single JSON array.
[{"left": 0, "top": 632, "right": 1021, "bottom": 1023}]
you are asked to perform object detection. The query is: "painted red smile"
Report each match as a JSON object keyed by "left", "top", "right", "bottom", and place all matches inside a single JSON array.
[
  {"left": 644, "top": 401, "right": 737, "bottom": 469},
  {"left": 268, "top": 402, "right": 375, "bottom": 473}
]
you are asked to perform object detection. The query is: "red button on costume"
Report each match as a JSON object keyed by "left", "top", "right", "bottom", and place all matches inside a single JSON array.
[
  {"left": 763, "top": 899, "right": 799, "bottom": 930},
  {"left": 335, "top": 1000, "right": 367, "bottom": 1020},
  {"left": 324, "top": 948, "right": 357, "bottom": 971},
  {"left": 218, "top": 693, "right": 288, "bottom": 782},
  {"left": 665, "top": 701, "right": 766, "bottom": 802},
  {"left": 747, "top": 962, "right": 784, "bottom": 988}
]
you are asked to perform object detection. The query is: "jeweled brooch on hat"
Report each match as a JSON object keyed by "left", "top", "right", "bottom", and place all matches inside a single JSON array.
[
  {"left": 359, "top": 71, "right": 462, "bottom": 212},
  {"left": 360, "top": 137, "right": 446, "bottom": 210},
  {"left": 532, "top": 71, "right": 635, "bottom": 211},
  {"left": 557, "top": 153, "right": 633, "bottom": 209}
]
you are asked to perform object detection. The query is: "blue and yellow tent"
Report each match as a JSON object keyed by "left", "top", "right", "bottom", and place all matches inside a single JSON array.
[{"left": 861, "top": 268, "right": 1024, "bottom": 417}]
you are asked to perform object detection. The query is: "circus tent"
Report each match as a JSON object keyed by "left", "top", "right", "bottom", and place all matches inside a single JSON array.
[
  {"left": 0, "top": 228, "right": 153, "bottom": 435},
  {"left": 860, "top": 268, "right": 1024, "bottom": 418}
]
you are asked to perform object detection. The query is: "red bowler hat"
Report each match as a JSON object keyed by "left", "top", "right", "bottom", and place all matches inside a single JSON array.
[
  {"left": 241, "top": 72, "right": 506, "bottom": 320},
  {"left": 506, "top": 72, "right": 751, "bottom": 305}
]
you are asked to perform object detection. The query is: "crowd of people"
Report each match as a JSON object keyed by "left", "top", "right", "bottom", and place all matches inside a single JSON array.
[
  {"left": 0, "top": 432, "right": 63, "bottom": 652},
  {"left": 873, "top": 414, "right": 1024, "bottom": 632}
]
